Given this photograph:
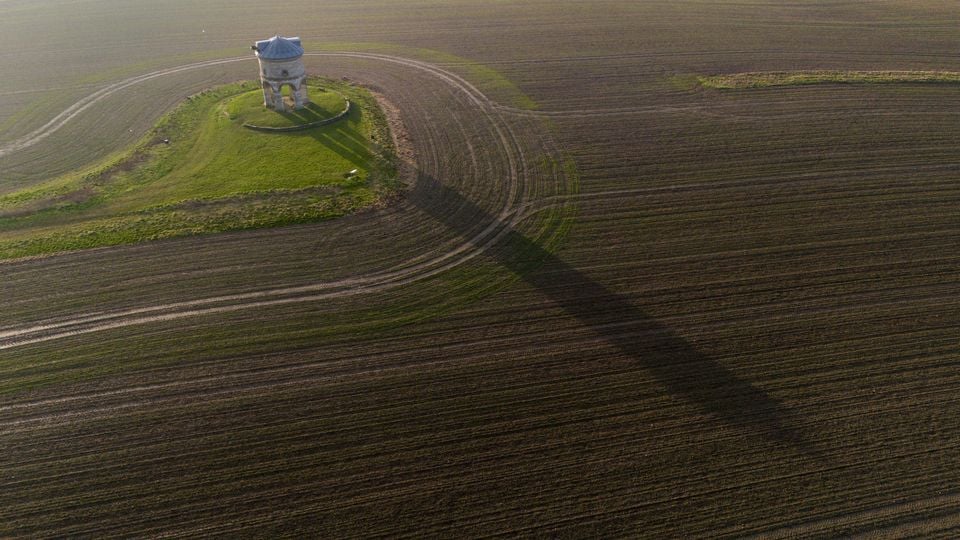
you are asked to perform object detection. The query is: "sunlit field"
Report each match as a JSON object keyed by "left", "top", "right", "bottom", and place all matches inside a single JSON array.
[{"left": 2, "top": 1, "right": 960, "bottom": 536}]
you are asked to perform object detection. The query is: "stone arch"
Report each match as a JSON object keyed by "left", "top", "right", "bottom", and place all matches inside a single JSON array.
[
  {"left": 258, "top": 73, "right": 309, "bottom": 112},
  {"left": 276, "top": 79, "right": 309, "bottom": 110},
  {"left": 262, "top": 81, "right": 284, "bottom": 111},
  {"left": 276, "top": 82, "right": 299, "bottom": 110}
]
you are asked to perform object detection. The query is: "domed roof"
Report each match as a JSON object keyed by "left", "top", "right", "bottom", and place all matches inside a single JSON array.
[{"left": 253, "top": 35, "right": 304, "bottom": 60}]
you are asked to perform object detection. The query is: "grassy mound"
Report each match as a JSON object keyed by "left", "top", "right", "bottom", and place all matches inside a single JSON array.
[
  {"left": 0, "top": 78, "right": 399, "bottom": 260},
  {"left": 699, "top": 70, "right": 960, "bottom": 89},
  {"left": 225, "top": 88, "right": 349, "bottom": 128}
]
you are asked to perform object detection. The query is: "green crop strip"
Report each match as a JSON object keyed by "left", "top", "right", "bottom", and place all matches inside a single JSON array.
[{"left": 699, "top": 70, "right": 960, "bottom": 89}]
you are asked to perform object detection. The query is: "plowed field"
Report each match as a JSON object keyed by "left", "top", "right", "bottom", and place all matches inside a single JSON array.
[{"left": 2, "top": 1, "right": 960, "bottom": 536}]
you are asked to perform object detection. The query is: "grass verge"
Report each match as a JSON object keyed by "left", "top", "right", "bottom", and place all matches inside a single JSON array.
[{"left": 699, "top": 70, "right": 960, "bottom": 89}]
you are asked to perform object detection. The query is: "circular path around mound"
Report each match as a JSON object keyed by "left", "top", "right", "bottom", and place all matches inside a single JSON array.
[{"left": 0, "top": 52, "right": 576, "bottom": 350}]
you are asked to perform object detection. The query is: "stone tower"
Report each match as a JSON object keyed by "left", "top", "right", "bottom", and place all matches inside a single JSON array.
[{"left": 251, "top": 35, "right": 309, "bottom": 111}]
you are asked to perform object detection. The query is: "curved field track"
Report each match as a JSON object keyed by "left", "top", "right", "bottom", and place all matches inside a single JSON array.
[
  {"left": 0, "top": 51, "right": 573, "bottom": 350},
  {"left": 4, "top": 1, "right": 960, "bottom": 537}
]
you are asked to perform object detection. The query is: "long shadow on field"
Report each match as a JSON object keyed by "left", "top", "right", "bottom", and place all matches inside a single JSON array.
[{"left": 412, "top": 172, "right": 816, "bottom": 453}]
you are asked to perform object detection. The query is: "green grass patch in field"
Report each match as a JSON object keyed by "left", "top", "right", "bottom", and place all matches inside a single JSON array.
[
  {"left": 699, "top": 70, "right": 960, "bottom": 89},
  {"left": 0, "top": 78, "right": 399, "bottom": 260}
]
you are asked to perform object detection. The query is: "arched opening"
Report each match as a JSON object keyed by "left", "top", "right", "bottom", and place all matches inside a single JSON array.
[
  {"left": 279, "top": 83, "right": 296, "bottom": 109},
  {"left": 274, "top": 82, "right": 308, "bottom": 110}
]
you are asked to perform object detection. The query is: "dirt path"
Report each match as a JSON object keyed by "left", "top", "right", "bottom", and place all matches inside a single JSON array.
[{"left": 0, "top": 57, "right": 250, "bottom": 158}]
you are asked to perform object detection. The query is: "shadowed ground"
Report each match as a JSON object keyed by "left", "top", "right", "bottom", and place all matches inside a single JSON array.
[{"left": 412, "top": 172, "right": 816, "bottom": 452}]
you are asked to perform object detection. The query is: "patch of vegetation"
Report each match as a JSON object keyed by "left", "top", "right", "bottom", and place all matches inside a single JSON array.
[
  {"left": 699, "top": 70, "right": 960, "bottom": 89},
  {"left": 0, "top": 78, "right": 399, "bottom": 260}
]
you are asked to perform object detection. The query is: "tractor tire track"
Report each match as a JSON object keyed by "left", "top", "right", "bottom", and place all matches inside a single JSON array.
[{"left": 0, "top": 51, "right": 564, "bottom": 351}]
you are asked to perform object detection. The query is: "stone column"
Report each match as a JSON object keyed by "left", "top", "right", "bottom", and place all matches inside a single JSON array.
[
  {"left": 295, "top": 80, "right": 309, "bottom": 109},
  {"left": 262, "top": 84, "right": 273, "bottom": 108}
]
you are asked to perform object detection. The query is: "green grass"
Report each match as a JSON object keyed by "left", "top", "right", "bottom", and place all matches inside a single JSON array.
[
  {"left": 0, "top": 78, "right": 398, "bottom": 260},
  {"left": 699, "top": 70, "right": 960, "bottom": 89},
  {"left": 225, "top": 88, "right": 348, "bottom": 128}
]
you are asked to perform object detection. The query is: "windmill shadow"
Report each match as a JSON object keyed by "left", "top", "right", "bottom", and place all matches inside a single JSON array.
[{"left": 411, "top": 172, "right": 818, "bottom": 454}]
